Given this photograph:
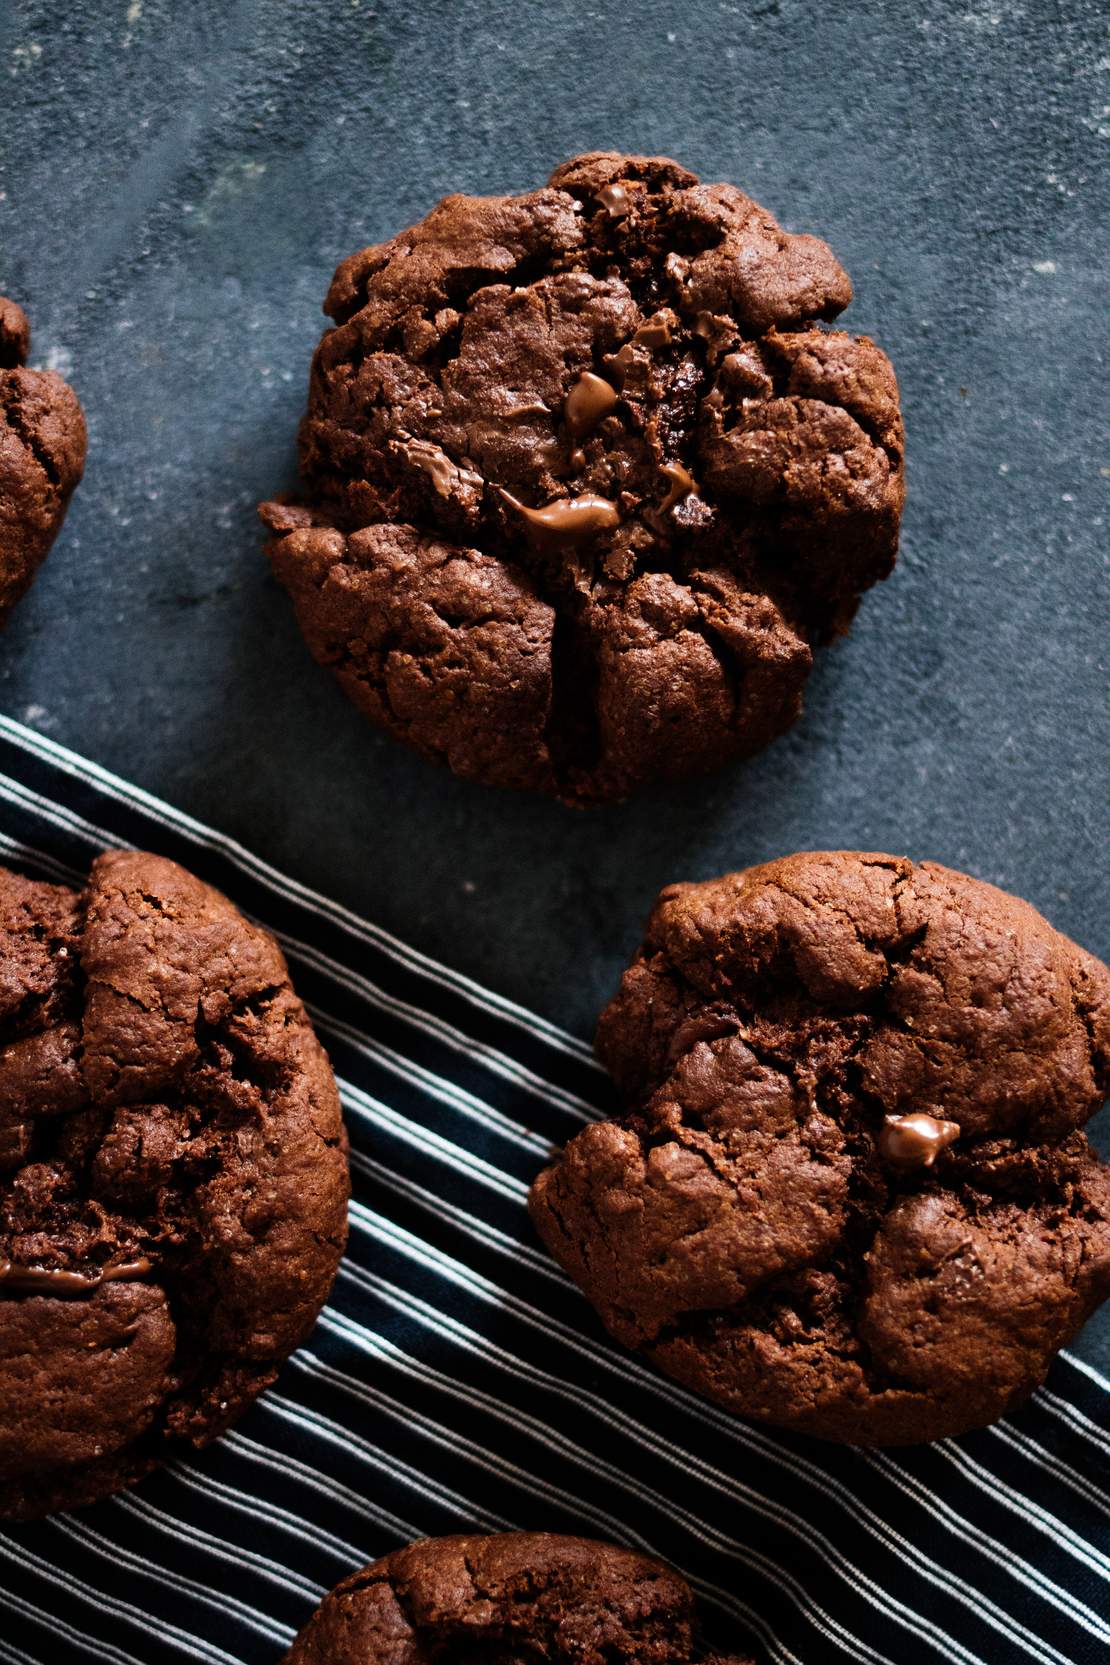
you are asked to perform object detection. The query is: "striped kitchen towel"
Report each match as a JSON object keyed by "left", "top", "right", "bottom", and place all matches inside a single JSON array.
[{"left": 0, "top": 714, "right": 1106, "bottom": 1665}]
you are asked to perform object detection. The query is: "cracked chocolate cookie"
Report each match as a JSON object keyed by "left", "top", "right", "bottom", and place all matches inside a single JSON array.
[
  {"left": 0, "top": 296, "right": 87, "bottom": 623},
  {"left": 0, "top": 850, "right": 349, "bottom": 1518},
  {"left": 285, "top": 1531, "right": 750, "bottom": 1664},
  {"left": 261, "top": 151, "right": 902, "bottom": 804},
  {"left": 530, "top": 853, "right": 1110, "bottom": 1443}
]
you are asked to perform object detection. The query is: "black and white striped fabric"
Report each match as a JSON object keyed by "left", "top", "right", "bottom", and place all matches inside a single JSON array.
[{"left": 0, "top": 714, "right": 1106, "bottom": 1665}]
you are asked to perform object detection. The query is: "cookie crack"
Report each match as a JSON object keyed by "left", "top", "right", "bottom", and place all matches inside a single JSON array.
[
  {"left": 543, "top": 594, "right": 602, "bottom": 791},
  {"left": 0, "top": 376, "right": 61, "bottom": 494}
]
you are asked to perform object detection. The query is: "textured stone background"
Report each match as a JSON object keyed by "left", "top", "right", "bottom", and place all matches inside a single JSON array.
[{"left": 1, "top": 0, "right": 1107, "bottom": 1370}]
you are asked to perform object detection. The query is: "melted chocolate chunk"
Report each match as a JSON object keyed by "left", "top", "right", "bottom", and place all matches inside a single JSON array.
[
  {"left": 659, "top": 460, "right": 698, "bottom": 512},
  {"left": 564, "top": 370, "right": 619, "bottom": 440},
  {"left": 633, "top": 309, "right": 677, "bottom": 348},
  {"left": 598, "top": 181, "right": 633, "bottom": 217},
  {"left": 504, "top": 489, "right": 621, "bottom": 550},
  {"left": 397, "top": 436, "right": 484, "bottom": 498},
  {"left": 879, "top": 1112, "right": 961, "bottom": 1169}
]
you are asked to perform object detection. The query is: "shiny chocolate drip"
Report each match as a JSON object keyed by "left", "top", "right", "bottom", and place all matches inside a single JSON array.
[
  {"left": 878, "top": 1113, "right": 961, "bottom": 1170},
  {"left": 0, "top": 1255, "right": 152, "bottom": 1295}
]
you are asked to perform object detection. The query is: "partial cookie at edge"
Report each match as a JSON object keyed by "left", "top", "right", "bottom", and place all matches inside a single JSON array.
[
  {"left": 0, "top": 849, "right": 349, "bottom": 1518},
  {"left": 284, "top": 1531, "right": 752, "bottom": 1663},
  {"left": 0, "top": 296, "right": 87, "bottom": 621}
]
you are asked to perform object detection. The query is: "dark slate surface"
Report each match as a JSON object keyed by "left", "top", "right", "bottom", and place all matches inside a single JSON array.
[{"left": 1, "top": 0, "right": 1107, "bottom": 1377}]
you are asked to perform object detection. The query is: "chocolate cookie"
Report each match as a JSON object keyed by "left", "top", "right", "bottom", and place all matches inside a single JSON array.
[
  {"left": 530, "top": 853, "right": 1110, "bottom": 1444},
  {"left": 0, "top": 850, "right": 349, "bottom": 1518},
  {"left": 0, "top": 296, "right": 87, "bottom": 623},
  {"left": 284, "top": 1531, "right": 750, "bottom": 1663},
  {"left": 262, "top": 151, "right": 902, "bottom": 804}
]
